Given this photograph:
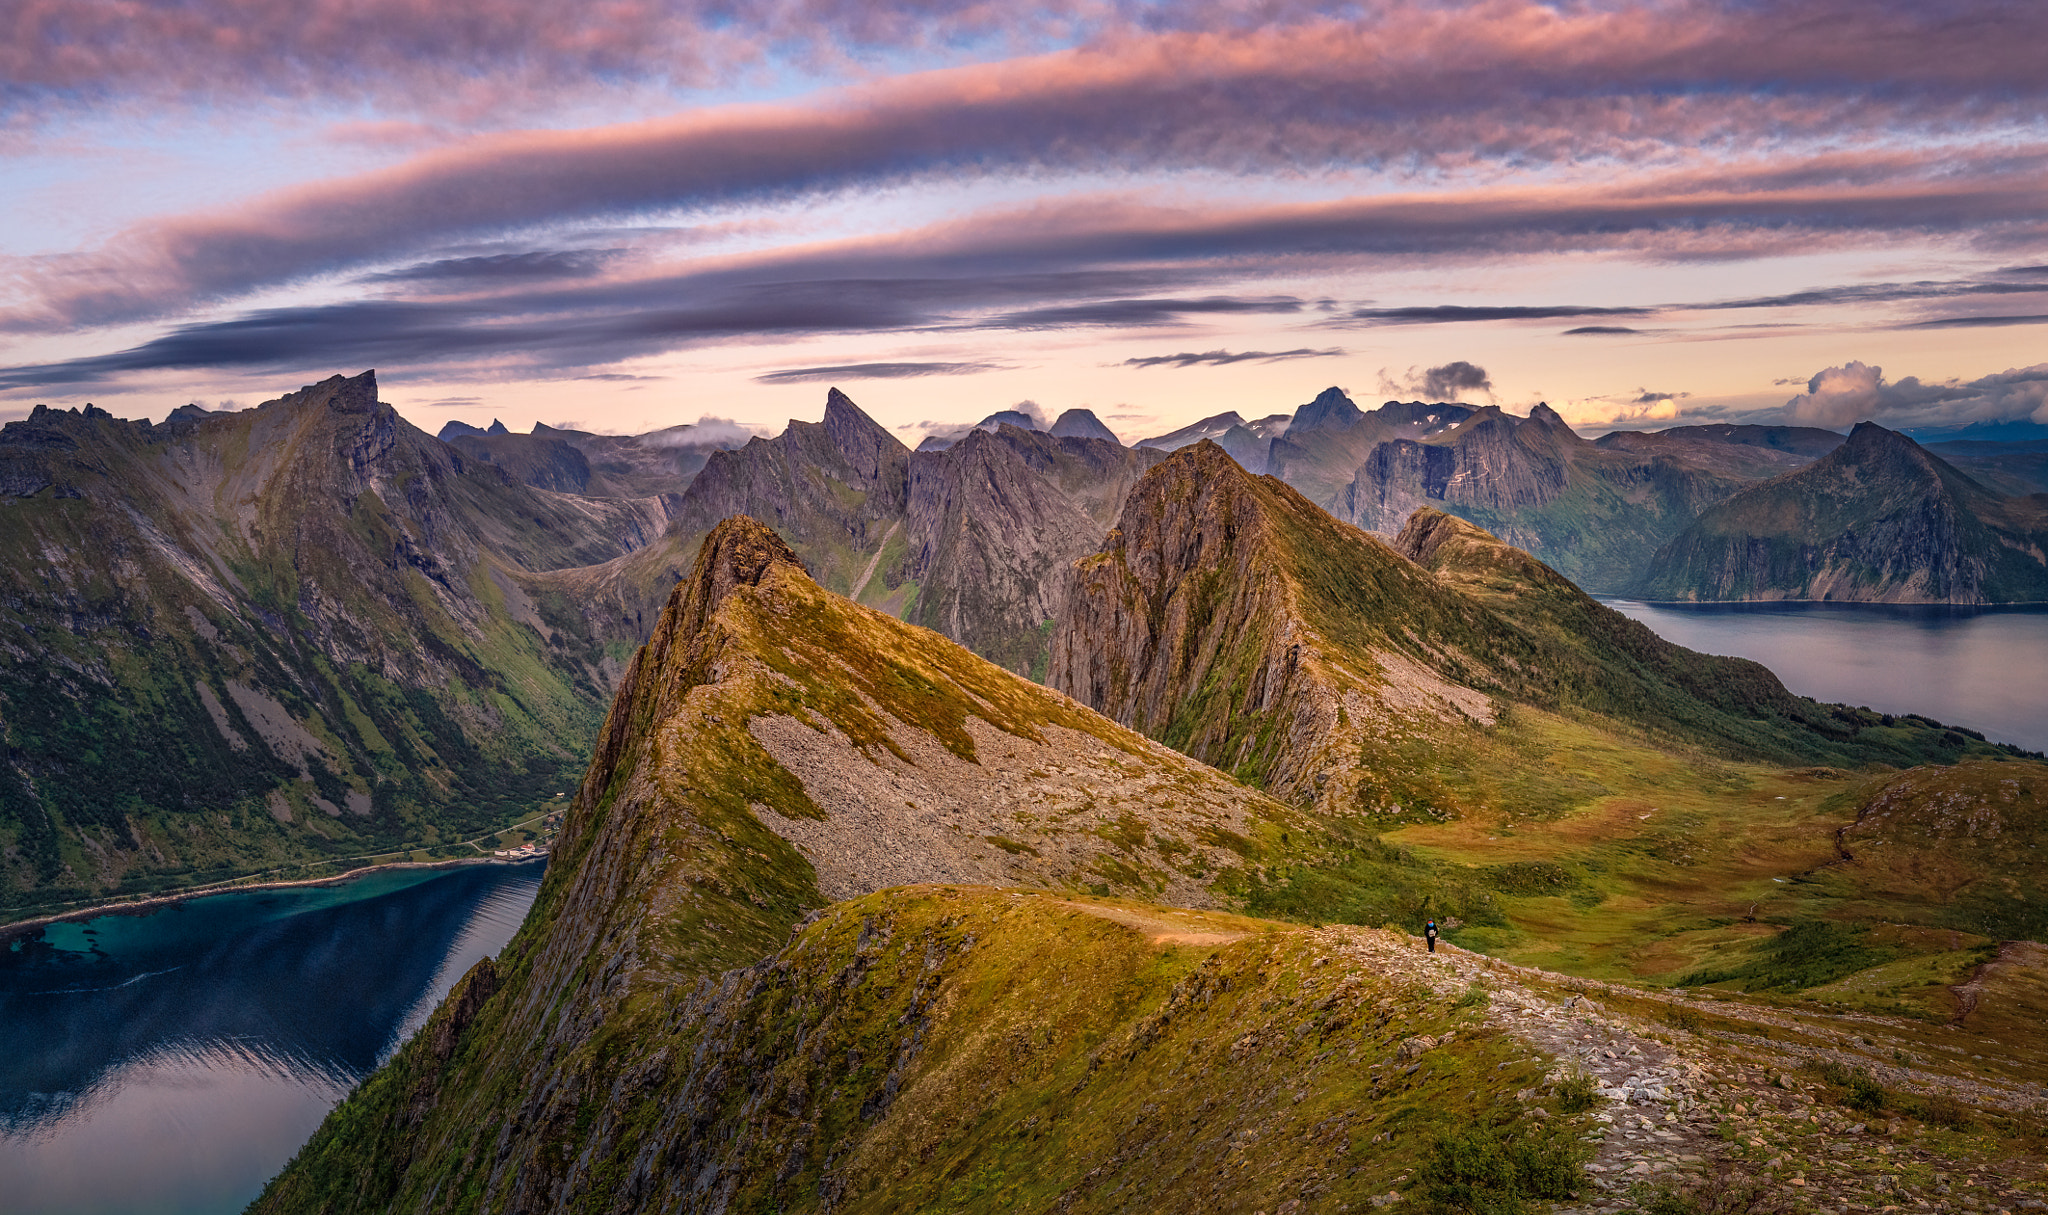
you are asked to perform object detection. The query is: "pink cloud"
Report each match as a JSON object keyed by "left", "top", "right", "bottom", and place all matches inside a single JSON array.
[{"left": 6, "top": 2, "right": 2048, "bottom": 336}]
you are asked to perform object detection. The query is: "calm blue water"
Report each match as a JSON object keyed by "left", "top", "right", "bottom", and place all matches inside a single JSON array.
[
  {"left": 1603, "top": 599, "right": 2048, "bottom": 754},
  {"left": 0, "top": 861, "right": 543, "bottom": 1215}
]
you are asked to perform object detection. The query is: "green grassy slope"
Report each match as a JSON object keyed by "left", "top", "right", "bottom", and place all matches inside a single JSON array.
[
  {"left": 0, "top": 374, "right": 687, "bottom": 915},
  {"left": 1053, "top": 448, "right": 2044, "bottom": 1022},
  {"left": 256, "top": 886, "right": 1584, "bottom": 1215}
]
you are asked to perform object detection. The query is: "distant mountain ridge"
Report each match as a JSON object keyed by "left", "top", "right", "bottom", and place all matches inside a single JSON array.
[
  {"left": 0, "top": 371, "right": 695, "bottom": 909},
  {"left": 667, "top": 389, "right": 1161, "bottom": 674},
  {"left": 437, "top": 418, "right": 747, "bottom": 497},
  {"left": 1634, "top": 421, "right": 2048, "bottom": 603},
  {"left": 1126, "top": 389, "right": 2048, "bottom": 599}
]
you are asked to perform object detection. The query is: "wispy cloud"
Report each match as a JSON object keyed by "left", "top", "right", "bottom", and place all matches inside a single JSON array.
[
  {"left": 754, "top": 360, "right": 1000, "bottom": 383},
  {"left": 1347, "top": 305, "right": 1652, "bottom": 325},
  {"left": 1901, "top": 313, "right": 2048, "bottom": 329},
  {"left": 11, "top": 159, "right": 2048, "bottom": 389},
  {"left": 7, "top": 1, "right": 2048, "bottom": 408},
  {"left": 989, "top": 297, "right": 1303, "bottom": 329},
  {"left": 358, "top": 249, "right": 623, "bottom": 286},
  {"left": 1122, "top": 347, "right": 1343, "bottom": 369}
]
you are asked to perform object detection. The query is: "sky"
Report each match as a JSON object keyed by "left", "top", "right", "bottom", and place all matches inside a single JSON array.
[{"left": 5, "top": 0, "right": 2048, "bottom": 445}]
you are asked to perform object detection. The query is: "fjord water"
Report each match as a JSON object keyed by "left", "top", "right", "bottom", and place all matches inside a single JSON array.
[
  {"left": 1604, "top": 599, "right": 2048, "bottom": 753},
  {"left": 0, "top": 861, "right": 544, "bottom": 1215}
]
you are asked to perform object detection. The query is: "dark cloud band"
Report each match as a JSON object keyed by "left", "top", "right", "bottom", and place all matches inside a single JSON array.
[
  {"left": 753, "top": 361, "right": 1000, "bottom": 383},
  {"left": 1122, "top": 347, "right": 1343, "bottom": 369}
]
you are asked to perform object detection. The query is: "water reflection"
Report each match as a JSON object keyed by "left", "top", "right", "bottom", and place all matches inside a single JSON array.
[
  {"left": 1602, "top": 599, "right": 2048, "bottom": 753},
  {"left": 0, "top": 861, "right": 543, "bottom": 1215}
]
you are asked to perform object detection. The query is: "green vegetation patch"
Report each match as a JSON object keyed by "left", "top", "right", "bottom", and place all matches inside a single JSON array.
[
  {"left": 1678, "top": 920, "right": 1903, "bottom": 993},
  {"left": 255, "top": 889, "right": 1584, "bottom": 1215}
]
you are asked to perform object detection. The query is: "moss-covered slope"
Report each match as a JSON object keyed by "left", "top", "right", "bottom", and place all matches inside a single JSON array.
[{"left": 255, "top": 886, "right": 1588, "bottom": 1215}]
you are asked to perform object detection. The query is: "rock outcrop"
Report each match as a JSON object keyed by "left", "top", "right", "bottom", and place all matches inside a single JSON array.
[
  {"left": 1050, "top": 441, "right": 1510, "bottom": 811},
  {"left": 1634, "top": 422, "right": 2048, "bottom": 603}
]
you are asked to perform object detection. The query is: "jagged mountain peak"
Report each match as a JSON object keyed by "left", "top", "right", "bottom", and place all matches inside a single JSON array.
[
  {"left": 263, "top": 368, "right": 381, "bottom": 416},
  {"left": 675, "top": 514, "right": 807, "bottom": 640},
  {"left": 1048, "top": 407, "right": 1120, "bottom": 443},
  {"left": 1289, "top": 385, "right": 1362, "bottom": 432},
  {"left": 820, "top": 386, "right": 908, "bottom": 476}
]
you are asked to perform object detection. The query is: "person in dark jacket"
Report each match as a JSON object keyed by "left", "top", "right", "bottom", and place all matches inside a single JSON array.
[{"left": 1424, "top": 919, "right": 1438, "bottom": 953}]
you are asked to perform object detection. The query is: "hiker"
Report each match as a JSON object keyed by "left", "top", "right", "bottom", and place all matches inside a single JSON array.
[{"left": 1424, "top": 919, "right": 1438, "bottom": 953}]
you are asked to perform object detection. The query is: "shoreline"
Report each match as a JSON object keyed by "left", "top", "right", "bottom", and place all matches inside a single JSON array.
[
  {"left": 1597, "top": 595, "right": 2048, "bottom": 609},
  {"left": 0, "top": 853, "right": 548, "bottom": 942}
]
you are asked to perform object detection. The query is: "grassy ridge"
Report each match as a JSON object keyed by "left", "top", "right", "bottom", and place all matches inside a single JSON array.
[{"left": 255, "top": 888, "right": 1584, "bottom": 1215}]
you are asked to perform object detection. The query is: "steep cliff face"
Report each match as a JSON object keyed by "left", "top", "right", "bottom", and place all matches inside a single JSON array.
[
  {"left": 1635, "top": 422, "right": 2048, "bottom": 603},
  {"left": 1050, "top": 442, "right": 1513, "bottom": 812},
  {"left": 0, "top": 371, "right": 691, "bottom": 910},
  {"left": 901, "top": 427, "right": 1162, "bottom": 675}
]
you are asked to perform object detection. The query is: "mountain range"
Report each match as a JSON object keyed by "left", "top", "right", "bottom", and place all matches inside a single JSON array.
[
  {"left": 0, "top": 372, "right": 694, "bottom": 910},
  {"left": 1635, "top": 421, "right": 2048, "bottom": 603},
  {"left": 251, "top": 461, "right": 2044, "bottom": 1214},
  {"left": 10, "top": 370, "right": 2045, "bottom": 913},
  {"left": 5, "top": 366, "right": 2038, "bottom": 1210},
  {"left": 444, "top": 384, "right": 2048, "bottom": 608}
]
